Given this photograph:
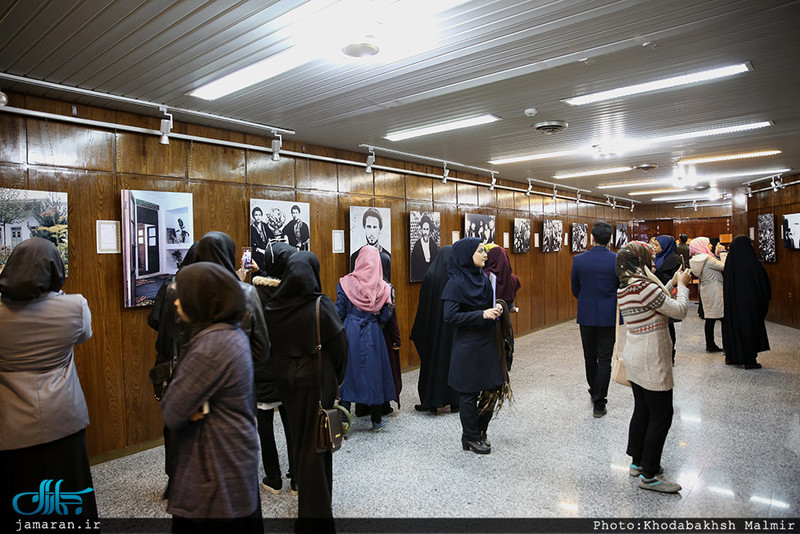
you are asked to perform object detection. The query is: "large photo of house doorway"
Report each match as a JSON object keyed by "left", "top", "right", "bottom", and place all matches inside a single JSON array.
[{"left": 121, "top": 190, "right": 193, "bottom": 308}]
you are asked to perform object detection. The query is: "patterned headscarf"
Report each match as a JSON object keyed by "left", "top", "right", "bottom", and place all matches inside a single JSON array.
[{"left": 615, "top": 241, "right": 670, "bottom": 297}]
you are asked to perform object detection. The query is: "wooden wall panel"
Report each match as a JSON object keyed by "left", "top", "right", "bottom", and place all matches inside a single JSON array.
[
  {"left": 405, "top": 175, "right": 433, "bottom": 202},
  {"left": 0, "top": 113, "right": 26, "bottom": 164},
  {"left": 188, "top": 181, "right": 247, "bottom": 245},
  {"left": 433, "top": 179, "right": 457, "bottom": 204},
  {"left": 296, "top": 157, "right": 337, "bottom": 192},
  {"left": 27, "top": 120, "right": 115, "bottom": 171},
  {"left": 456, "top": 180, "right": 478, "bottom": 206},
  {"left": 246, "top": 150, "right": 296, "bottom": 188},
  {"left": 374, "top": 169, "right": 405, "bottom": 199},
  {"left": 188, "top": 141, "right": 246, "bottom": 183},
  {"left": 117, "top": 132, "right": 188, "bottom": 178},
  {"left": 0, "top": 164, "right": 26, "bottom": 188}
]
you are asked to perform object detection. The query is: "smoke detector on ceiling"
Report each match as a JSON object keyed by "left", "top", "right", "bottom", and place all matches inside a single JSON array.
[
  {"left": 634, "top": 163, "right": 658, "bottom": 171},
  {"left": 532, "top": 120, "right": 568, "bottom": 134}
]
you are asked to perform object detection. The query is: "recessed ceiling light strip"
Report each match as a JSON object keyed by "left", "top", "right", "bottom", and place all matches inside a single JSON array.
[
  {"left": 678, "top": 150, "right": 781, "bottom": 165},
  {"left": 383, "top": 114, "right": 500, "bottom": 142},
  {"left": 553, "top": 167, "right": 632, "bottom": 179},
  {"left": 563, "top": 63, "right": 751, "bottom": 105}
]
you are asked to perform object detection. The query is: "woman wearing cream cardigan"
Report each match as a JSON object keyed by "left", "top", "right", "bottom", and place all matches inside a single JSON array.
[{"left": 616, "top": 242, "right": 691, "bottom": 494}]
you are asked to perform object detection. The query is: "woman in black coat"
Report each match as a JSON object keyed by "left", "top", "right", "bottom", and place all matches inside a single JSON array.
[
  {"left": 722, "top": 235, "right": 771, "bottom": 369},
  {"left": 411, "top": 245, "right": 458, "bottom": 413},
  {"left": 442, "top": 237, "right": 510, "bottom": 455},
  {"left": 651, "top": 235, "right": 683, "bottom": 364},
  {"left": 264, "top": 251, "right": 348, "bottom": 533}
]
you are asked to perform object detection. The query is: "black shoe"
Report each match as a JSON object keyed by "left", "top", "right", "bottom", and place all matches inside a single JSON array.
[
  {"left": 461, "top": 438, "right": 491, "bottom": 454},
  {"left": 480, "top": 431, "right": 491, "bottom": 448},
  {"left": 744, "top": 363, "right": 762, "bottom": 369},
  {"left": 414, "top": 404, "right": 430, "bottom": 412},
  {"left": 706, "top": 346, "right": 723, "bottom": 353},
  {"left": 593, "top": 405, "right": 607, "bottom": 418},
  {"left": 450, "top": 404, "right": 460, "bottom": 413},
  {"left": 261, "top": 477, "right": 282, "bottom": 495}
]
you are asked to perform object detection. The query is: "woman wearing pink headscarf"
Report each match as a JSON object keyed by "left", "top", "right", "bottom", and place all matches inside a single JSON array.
[
  {"left": 689, "top": 237, "right": 727, "bottom": 352},
  {"left": 336, "top": 246, "right": 396, "bottom": 431}
]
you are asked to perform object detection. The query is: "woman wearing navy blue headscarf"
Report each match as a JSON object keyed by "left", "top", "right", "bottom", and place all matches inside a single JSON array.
[
  {"left": 650, "top": 235, "right": 683, "bottom": 364},
  {"left": 441, "top": 237, "right": 510, "bottom": 454}
]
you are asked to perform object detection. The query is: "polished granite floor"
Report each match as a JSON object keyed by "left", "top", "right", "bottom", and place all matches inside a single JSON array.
[{"left": 92, "top": 306, "right": 799, "bottom": 520}]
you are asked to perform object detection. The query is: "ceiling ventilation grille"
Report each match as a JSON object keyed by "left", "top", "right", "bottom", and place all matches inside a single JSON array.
[{"left": 532, "top": 120, "right": 568, "bottom": 134}]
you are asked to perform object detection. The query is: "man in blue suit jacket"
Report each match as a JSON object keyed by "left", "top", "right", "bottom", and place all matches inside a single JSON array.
[{"left": 571, "top": 221, "right": 618, "bottom": 418}]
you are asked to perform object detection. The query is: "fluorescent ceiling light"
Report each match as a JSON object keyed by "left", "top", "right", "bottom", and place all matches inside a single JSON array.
[
  {"left": 189, "top": 45, "right": 314, "bottom": 100},
  {"left": 489, "top": 149, "right": 580, "bottom": 165},
  {"left": 190, "top": 1, "right": 465, "bottom": 100},
  {"left": 652, "top": 192, "right": 720, "bottom": 202},
  {"left": 554, "top": 167, "right": 632, "bottom": 179},
  {"left": 563, "top": 63, "right": 751, "bottom": 105},
  {"left": 490, "top": 120, "right": 770, "bottom": 166},
  {"left": 647, "top": 121, "right": 771, "bottom": 144},
  {"left": 628, "top": 188, "right": 686, "bottom": 196},
  {"left": 678, "top": 150, "right": 782, "bottom": 165},
  {"left": 384, "top": 114, "right": 500, "bottom": 141},
  {"left": 700, "top": 168, "right": 791, "bottom": 180},
  {"left": 597, "top": 180, "right": 661, "bottom": 189}
]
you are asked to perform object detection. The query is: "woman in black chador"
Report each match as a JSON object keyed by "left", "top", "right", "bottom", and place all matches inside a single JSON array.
[
  {"left": 722, "top": 235, "right": 771, "bottom": 369},
  {"left": 411, "top": 245, "right": 459, "bottom": 413},
  {"left": 264, "top": 251, "right": 348, "bottom": 533},
  {"left": 441, "top": 237, "right": 511, "bottom": 454}
]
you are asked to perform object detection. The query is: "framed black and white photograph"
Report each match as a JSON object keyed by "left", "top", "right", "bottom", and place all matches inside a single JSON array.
[
  {"left": 615, "top": 224, "right": 628, "bottom": 248},
  {"left": 350, "top": 206, "right": 392, "bottom": 281},
  {"left": 409, "top": 211, "right": 441, "bottom": 282},
  {"left": 464, "top": 213, "right": 496, "bottom": 244},
  {"left": 542, "top": 219, "right": 563, "bottom": 252},
  {"left": 0, "top": 188, "right": 68, "bottom": 275},
  {"left": 121, "top": 190, "right": 193, "bottom": 308},
  {"left": 572, "top": 223, "right": 588, "bottom": 253},
  {"left": 250, "top": 199, "right": 311, "bottom": 270},
  {"left": 757, "top": 213, "right": 776, "bottom": 262},
  {"left": 513, "top": 218, "right": 531, "bottom": 253},
  {"left": 782, "top": 213, "right": 800, "bottom": 250}
]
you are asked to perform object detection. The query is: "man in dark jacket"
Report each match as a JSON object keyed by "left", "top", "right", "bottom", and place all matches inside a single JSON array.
[{"left": 570, "top": 221, "right": 618, "bottom": 418}]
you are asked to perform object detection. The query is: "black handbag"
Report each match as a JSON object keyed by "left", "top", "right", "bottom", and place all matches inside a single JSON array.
[{"left": 313, "top": 296, "right": 345, "bottom": 453}]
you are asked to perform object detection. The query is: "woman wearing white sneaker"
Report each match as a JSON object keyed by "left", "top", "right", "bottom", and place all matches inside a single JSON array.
[{"left": 616, "top": 242, "right": 691, "bottom": 493}]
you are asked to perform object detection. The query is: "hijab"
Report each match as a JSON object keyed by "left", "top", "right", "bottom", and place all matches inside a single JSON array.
[
  {"left": 194, "top": 231, "right": 237, "bottom": 275},
  {"left": 689, "top": 236, "right": 712, "bottom": 256},
  {"left": 179, "top": 242, "right": 199, "bottom": 269},
  {"left": 615, "top": 241, "right": 670, "bottom": 296},
  {"left": 723, "top": 235, "right": 771, "bottom": 313},
  {"left": 339, "top": 245, "right": 392, "bottom": 313},
  {"left": 441, "top": 237, "right": 493, "bottom": 308},
  {"left": 264, "top": 251, "right": 343, "bottom": 357},
  {"left": 261, "top": 242, "right": 297, "bottom": 278},
  {"left": 653, "top": 235, "right": 677, "bottom": 269},
  {"left": 484, "top": 246, "right": 521, "bottom": 303},
  {"left": 175, "top": 262, "right": 245, "bottom": 327},
  {"left": 0, "top": 237, "right": 65, "bottom": 301}
]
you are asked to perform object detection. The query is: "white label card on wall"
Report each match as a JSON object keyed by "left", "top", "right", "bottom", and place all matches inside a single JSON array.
[
  {"left": 452, "top": 231, "right": 460, "bottom": 243},
  {"left": 332, "top": 230, "right": 345, "bottom": 253},
  {"left": 503, "top": 232, "right": 510, "bottom": 248},
  {"left": 96, "top": 220, "right": 120, "bottom": 254},
  {"left": 534, "top": 233, "right": 540, "bottom": 248},
  {"left": 563, "top": 233, "right": 569, "bottom": 248},
  {"left": 749, "top": 227, "right": 755, "bottom": 240}
]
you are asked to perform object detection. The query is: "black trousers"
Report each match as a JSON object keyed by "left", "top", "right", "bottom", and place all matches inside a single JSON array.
[
  {"left": 626, "top": 383, "right": 673, "bottom": 478},
  {"left": 704, "top": 318, "right": 724, "bottom": 350},
  {"left": 458, "top": 389, "right": 497, "bottom": 442},
  {"left": 579, "top": 325, "right": 616, "bottom": 408},
  {"left": 273, "top": 355, "right": 335, "bottom": 534},
  {"left": 667, "top": 321, "right": 677, "bottom": 364},
  {"left": 256, "top": 404, "right": 294, "bottom": 484}
]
